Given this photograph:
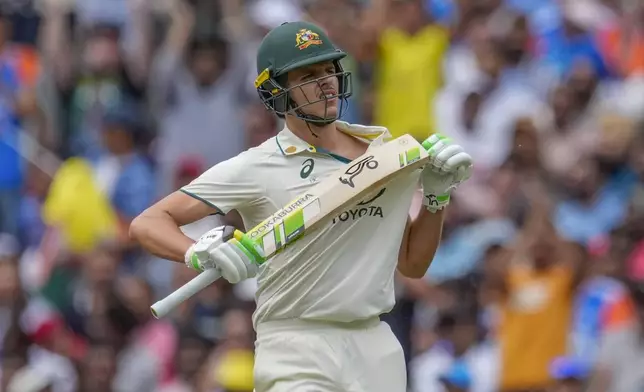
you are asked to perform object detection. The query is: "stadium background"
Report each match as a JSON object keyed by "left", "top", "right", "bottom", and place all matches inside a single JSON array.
[{"left": 0, "top": 0, "right": 643, "bottom": 391}]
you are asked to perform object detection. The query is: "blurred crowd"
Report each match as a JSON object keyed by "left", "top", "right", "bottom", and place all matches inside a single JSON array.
[{"left": 0, "top": 0, "right": 642, "bottom": 391}]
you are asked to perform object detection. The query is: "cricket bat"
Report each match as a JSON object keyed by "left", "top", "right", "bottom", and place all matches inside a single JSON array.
[{"left": 150, "top": 134, "right": 432, "bottom": 318}]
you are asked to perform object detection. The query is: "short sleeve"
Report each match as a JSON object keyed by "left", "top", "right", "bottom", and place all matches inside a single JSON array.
[{"left": 180, "top": 154, "right": 264, "bottom": 215}]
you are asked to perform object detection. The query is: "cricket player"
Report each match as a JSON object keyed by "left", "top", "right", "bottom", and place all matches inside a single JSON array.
[{"left": 130, "top": 21, "right": 472, "bottom": 392}]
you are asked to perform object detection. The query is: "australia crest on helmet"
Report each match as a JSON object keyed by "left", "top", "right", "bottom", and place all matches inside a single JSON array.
[{"left": 295, "top": 29, "right": 323, "bottom": 50}]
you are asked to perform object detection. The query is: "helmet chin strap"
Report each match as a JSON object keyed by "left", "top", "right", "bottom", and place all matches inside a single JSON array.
[{"left": 294, "top": 109, "right": 337, "bottom": 126}]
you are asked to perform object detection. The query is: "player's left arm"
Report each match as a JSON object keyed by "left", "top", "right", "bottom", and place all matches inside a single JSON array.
[
  {"left": 397, "top": 208, "right": 446, "bottom": 278},
  {"left": 397, "top": 135, "right": 473, "bottom": 278}
]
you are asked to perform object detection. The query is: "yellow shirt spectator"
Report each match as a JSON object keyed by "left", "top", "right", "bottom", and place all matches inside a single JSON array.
[
  {"left": 499, "top": 263, "right": 574, "bottom": 390},
  {"left": 374, "top": 25, "right": 449, "bottom": 141}
]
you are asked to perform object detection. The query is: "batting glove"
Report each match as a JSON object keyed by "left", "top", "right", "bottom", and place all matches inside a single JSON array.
[
  {"left": 421, "top": 134, "right": 473, "bottom": 213},
  {"left": 185, "top": 225, "right": 261, "bottom": 284}
]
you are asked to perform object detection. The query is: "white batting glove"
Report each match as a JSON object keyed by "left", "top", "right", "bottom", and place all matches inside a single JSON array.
[
  {"left": 421, "top": 134, "right": 473, "bottom": 213},
  {"left": 185, "top": 226, "right": 260, "bottom": 284}
]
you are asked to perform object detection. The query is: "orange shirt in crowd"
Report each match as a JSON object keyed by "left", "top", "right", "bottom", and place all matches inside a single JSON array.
[
  {"left": 0, "top": 44, "right": 41, "bottom": 87},
  {"left": 498, "top": 263, "right": 574, "bottom": 390},
  {"left": 597, "top": 24, "right": 644, "bottom": 77},
  {"left": 602, "top": 290, "right": 636, "bottom": 330}
]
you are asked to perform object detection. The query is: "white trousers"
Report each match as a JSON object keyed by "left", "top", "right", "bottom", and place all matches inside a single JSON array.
[{"left": 253, "top": 318, "right": 407, "bottom": 392}]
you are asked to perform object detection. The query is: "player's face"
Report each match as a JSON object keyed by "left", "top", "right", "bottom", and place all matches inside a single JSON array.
[{"left": 286, "top": 61, "right": 340, "bottom": 119}]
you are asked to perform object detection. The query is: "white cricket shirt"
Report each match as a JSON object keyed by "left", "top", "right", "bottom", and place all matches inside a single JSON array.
[{"left": 181, "top": 123, "right": 421, "bottom": 328}]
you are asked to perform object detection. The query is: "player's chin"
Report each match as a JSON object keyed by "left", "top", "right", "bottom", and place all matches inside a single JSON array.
[{"left": 318, "top": 99, "right": 338, "bottom": 118}]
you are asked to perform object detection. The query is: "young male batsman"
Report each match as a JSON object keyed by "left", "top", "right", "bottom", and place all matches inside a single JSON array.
[{"left": 130, "top": 21, "right": 473, "bottom": 392}]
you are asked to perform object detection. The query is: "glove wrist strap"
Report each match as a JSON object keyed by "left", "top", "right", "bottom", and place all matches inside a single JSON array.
[
  {"left": 423, "top": 192, "right": 450, "bottom": 213},
  {"left": 185, "top": 243, "right": 202, "bottom": 271}
]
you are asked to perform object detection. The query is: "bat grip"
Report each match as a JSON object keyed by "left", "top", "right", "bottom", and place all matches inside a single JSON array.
[
  {"left": 150, "top": 268, "right": 221, "bottom": 318},
  {"left": 233, "top": 229, "right": 266, "bottom": 263}
]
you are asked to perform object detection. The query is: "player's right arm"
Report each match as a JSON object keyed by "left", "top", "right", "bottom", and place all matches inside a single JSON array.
[
  {"left": 129, "top": 191, "right": 217, "bottom": 263},
  {"left": 129, "top": 154, "right": 263, "bottom": 264}
]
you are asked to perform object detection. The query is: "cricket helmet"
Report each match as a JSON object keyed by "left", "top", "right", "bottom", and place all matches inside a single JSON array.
[{"left": 254, "top": 21, "right": 352, "bottom": 125}]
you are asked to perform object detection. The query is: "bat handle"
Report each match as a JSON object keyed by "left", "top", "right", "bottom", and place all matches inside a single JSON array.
[
  {"left": 150, "top": 268, "right": 222, "bottom": 318},
  {"left": 150, "top": 231, "right": 265, "bottom": 319}
]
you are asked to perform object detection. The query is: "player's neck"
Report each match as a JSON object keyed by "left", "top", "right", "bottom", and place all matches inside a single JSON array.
[{"left": 285, "top": 117, "right": 343, "bottom": 151}]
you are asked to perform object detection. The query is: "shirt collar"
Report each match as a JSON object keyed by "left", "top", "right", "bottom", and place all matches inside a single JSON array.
[{"left": 275, "top": 121, "right": 392, "bottom": 156}]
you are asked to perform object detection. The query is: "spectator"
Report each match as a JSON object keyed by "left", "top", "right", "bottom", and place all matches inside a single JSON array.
[
  {"left": 435, "top": 36, "right": 546, "bottom": 173},
  {"left": 95, "top": 98, "right": 155, "bottom": 238},
  {"left": 40, "top": 0, "right": 149, "bottom": 158},
  {"left": 110, "top": 276, "right": 177, "bottom": 392},
  {"left": 0, "top": 9, "right": 25, "bottom": 237},
  {"left": 553, "top": 155, "right": 630, "bottom": 245},
  {"left": 410, "top": 305, "right": 498, "bottom": 392},
  {"left": 569, "top": 232, "right": 635, "bottom": 363},
  {"left": 536, "top": 0, "right": 611, "bottom": 80},
  {"left": 50, "top": 246, "right": 120, "bottom": 340},
  {"left": 77, "top": 339, "right": 117, "bottom": 392},
  {"left": 596, "top": 1, "right": 644, "bottom": 78},
  {"left": 159, "top": 329, "right": 213, "bottom": 392},
  {"left": 18, "top": 297, "right": 81, "bottom": 392},
  {"left": 588, "top": 280, "right": 644, "bottom": 392},
  {"left": 359, "top": 0, "right": 450, "bottom": 141},
  {"left": 0, "top": 234, "right": 26, "bottom": 349},
  {"left": 539, "top": 84, "right": 599, "bottom": 180},
  {"left": 150, "top": 0, "right": 249, "bottom": 197},
  {"left": 18, "top": 164, "right": 51, "bottom": 250},
  {"left": 486, "top": 196, "right": 584, "bottom": 391}
]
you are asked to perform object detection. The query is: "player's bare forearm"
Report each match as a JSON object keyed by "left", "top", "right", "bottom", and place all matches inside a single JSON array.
[
  {"left": 129, "top": 191, "right": 217, "bottom": 263},
  {"left": 129, "top": 211, "right": 194, "bottom": 262},
  {"left": 397, "top": 208, "right": 445, "bottom": 278}
]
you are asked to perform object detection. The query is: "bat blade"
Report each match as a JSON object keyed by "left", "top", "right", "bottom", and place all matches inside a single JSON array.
[{"left": 246, "top": 134, "right": 429, "bottom": 260}]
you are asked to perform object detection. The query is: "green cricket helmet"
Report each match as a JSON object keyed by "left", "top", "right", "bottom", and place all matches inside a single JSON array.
[{"left": 254, "top": 21, "right": 352, "bottom": 125}]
